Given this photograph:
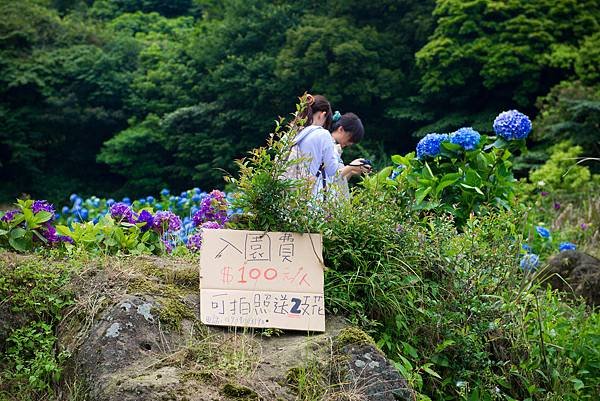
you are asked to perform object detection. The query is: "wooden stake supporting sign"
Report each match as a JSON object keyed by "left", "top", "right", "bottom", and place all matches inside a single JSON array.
[{"left": 199, "top": 229, "right": 326, "bottom": 332}]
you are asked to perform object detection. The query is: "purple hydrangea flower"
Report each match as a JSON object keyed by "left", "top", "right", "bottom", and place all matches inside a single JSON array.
[
  {"left": 535, "top": 226, "right": 551, "bottom": 238},
  {"left": 580, "top": 223, "right": 588, "bottom": 230},
  {"left": 192, "top": 190, "right": 229, "bottom": 226},
  {"left": 559, "top": 242, "right": 576, "bottom": 252},
  {"left": 59, "top": 235, "right": 74, "bottom": 244},
  {"left": 187, "top": 233, "right": 203, "bottom": 252},
  {"left": 553, "top": 202, "right": 561, "bottom": 210},
  {"left": 416, "top": 133, "right": 449, "bottom": 159},
  {"left": 39, "top": 223, "right": 59, "bottom": 244},
  {"left": 32, "top": 200, "right": 55, "bottom": 217},
  {"left": 449, "top": 127, "right": 481, "bottom": 150},
  {"left": 520, "top": 253, "right": 539, "bottom": 272},
  {"left": 493, "top": 110, "right": 532, "bottom": 140},
  {"left": 110, "top": 202, "right": 134, "bottom": 223},
  {"left": 154, "top": 211, "right": 182, "bottom": 234},
  {"left": 540, "top": 191, "right": 549, "bottom": 197},
  {"left": 201, "top": 221, "right": 222, "bottom": 230},
  {"left": 162, "top": 238, "right": 173, "bottom": 253},
  {"left": 136, "top": 210, "right": 154, "bottom": 232},
  {"left": 1, "top": 209, "right": 20, "bottom": 223}
]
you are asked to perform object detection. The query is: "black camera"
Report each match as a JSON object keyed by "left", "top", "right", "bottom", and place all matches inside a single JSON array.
[{"left": 360, "top": 159, "right": 373, "bottom": 166}]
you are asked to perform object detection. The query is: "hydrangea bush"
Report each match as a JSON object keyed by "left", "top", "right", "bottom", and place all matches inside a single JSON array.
[
  {"left": 0, "top": 200, "right": 72, "bottom": 252},
  {"left": 376, "top": 110, "right": 533, "bottom": 226},
  {"left": 0, "top": 187, "right": 232, "bottom": 255}
]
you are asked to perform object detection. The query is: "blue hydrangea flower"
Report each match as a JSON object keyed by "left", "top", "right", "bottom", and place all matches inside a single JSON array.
[
  {"left": 390, "top": 166, "right": 403, "bottom": 180},
  {"left": 122, "top": 197, "right": 131, "bottom": 205},
  {"left": 520, "top": 253, "right": 539, "bottom": 272},
  {"left": 146, "top": 196, "right": 155, "bottom": 204},
  {"left": 493, "top": 110, "right": 532, "bottom": 140},
  {"left": 69, "top": 194, "right": 78, "bottom": 202},
  {"left": 62, "top": 206, "right": 70, "bottom": 214},
  {"left": 180, "top": 191, "right": 188, "bottom": 198},
  {"left": 139, "top": 199, "right": 146, "bottom": 205},
  {"left": 449, "top": 127, "right": 481, "bottom": 150},
  {"left": 416, "top": 133, "right": 449, "bottom": 159},
  {"left": 559, "top": 242, "right": 576, "bottom": 252},
  {"left": 80, "top": 208, "right": 88, "bottom": 220},
  {"left": 161, "top": 188, "right": 170, "bottom": 196},
  {"left": 535, "top": 226, "right": 551, "bottom": 238},
  {"left": 106, "top": 198, "right": 115, "bottom": 207},
  {"left": 521, "top": 244, "right": 532, "bottom": 253}
]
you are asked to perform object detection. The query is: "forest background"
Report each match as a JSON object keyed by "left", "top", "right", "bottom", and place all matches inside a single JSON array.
[{"left": 1, "top": 0, "right": 599, "bottom": 202}]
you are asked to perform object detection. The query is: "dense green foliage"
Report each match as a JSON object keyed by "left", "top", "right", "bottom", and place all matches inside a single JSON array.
[
  {"left": 2, "top": 0, "right": 598, "bottom": 202},
  {"left": 226, "top": 103, "right": 600, "bottom": 400}
]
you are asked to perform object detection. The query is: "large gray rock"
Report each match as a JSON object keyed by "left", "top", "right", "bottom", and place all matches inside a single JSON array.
[
  {"left": 58, "top": 257, "right": 412, "bottom": 401},
  {"left": 545, "top": 250, "right": 600, "bottom": 306}
]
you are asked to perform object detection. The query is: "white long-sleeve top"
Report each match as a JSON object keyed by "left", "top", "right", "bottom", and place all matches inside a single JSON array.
[{"left": 294, "top": 125, "right": 343, "bottom": 179}]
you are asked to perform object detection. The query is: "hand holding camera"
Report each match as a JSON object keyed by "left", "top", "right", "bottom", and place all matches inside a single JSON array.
[{"left": 348, "top": 158, "right": 373, "bottom": 174}]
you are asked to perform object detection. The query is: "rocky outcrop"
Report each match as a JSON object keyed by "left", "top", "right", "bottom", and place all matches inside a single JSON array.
[
  {"left": 58, "top": 256, "right": 412, "bottom": 401},
  {"left": 544, "top": 250, "right": 600, "bottom": 306}
]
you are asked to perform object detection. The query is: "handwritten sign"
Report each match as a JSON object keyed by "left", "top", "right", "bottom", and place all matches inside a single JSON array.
[{"left": 199, "top": 229, "right": 325, "bottom": 331}]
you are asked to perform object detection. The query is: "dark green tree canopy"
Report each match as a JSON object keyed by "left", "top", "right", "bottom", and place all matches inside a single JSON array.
[{"left": 1, "top": 0, "right": 598, "bottom": 202}]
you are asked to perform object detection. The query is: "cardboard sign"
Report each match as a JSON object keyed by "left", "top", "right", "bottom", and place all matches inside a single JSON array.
[{"left": 199, "top": 229, "right": 325, "bottom": 331}]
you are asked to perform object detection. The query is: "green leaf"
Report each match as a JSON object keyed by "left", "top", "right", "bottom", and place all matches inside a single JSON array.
[
  {"left": 9, "top": 227, "right": 26, "bottom": 239},
  {"left": 572, "top": 379, "right": 584, "bottom": 391},
  {"left": 421, "top": 363, "right": 441, "bottom": 379},
  {"left": 391, "top": 155, "right": 404, "bottom": 164},
  {"left": 415, "top": 186, "right": 432, "bottom": 204},
  {"left": 33, "top": 211, "right": 53, "bottom": 224},
  {"left": 55, "top": 225, "right": 73, "bottom": 236},
  {"left": 434, "top": 339, "right": 456, "bottom": 353},
  {"left": 22, "top": 208, "right": 34, "bottom": 223},
  {"left": 464, "top": 168, "right": 482, "bottom": 186},
  {"left": 441, "top": 142, "right": 462, "bottom": 152},
  {"left": 435, "top": 173, "right": 461, "bottom": 196},
  {"left": 402, "top": 341, "right": 418, "bottom": 358},
  {"left": 423, "top": 161, "right": 435, "bottom": 179},
  {"left": 460, "top": 183, "right": 484, "bottom": 195},
  {"left": 9, "top": 229, "right": 30, "bottom": 252}
]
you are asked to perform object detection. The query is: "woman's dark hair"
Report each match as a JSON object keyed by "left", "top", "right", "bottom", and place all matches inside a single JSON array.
[
  {"left": 331, "top": 112, "right": 364, "bottom": 143},
  {"left": 297, "top": 94, "right": 333, "bottom": 130}
]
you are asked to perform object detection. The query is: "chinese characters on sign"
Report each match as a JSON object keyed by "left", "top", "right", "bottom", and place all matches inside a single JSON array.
[{"left": 200, "top": 229, "right": 325, "bottom": 331}]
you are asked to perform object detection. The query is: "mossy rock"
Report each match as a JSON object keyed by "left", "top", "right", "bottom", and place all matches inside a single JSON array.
[
  {"left": 333, "top": 326, "right": 375, "bottom": 350},
  {"left": 221, "top": 382, "right": 259, "bottom": 400},
  {"left": 157, "top": 296, "right": 195, "bottom": 331}
]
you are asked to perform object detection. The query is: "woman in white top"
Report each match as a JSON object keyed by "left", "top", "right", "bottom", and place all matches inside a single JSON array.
[{"left": 290, "top": 94, "right": 369, "bottom": 197}]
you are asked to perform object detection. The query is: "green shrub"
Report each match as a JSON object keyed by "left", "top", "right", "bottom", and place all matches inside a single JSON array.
[
  {"left": 528, "top": 140, "right": 596, "bottom": 193},
  {"left": 0, "top": 256, "right": 75, "bottom": 398}
]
